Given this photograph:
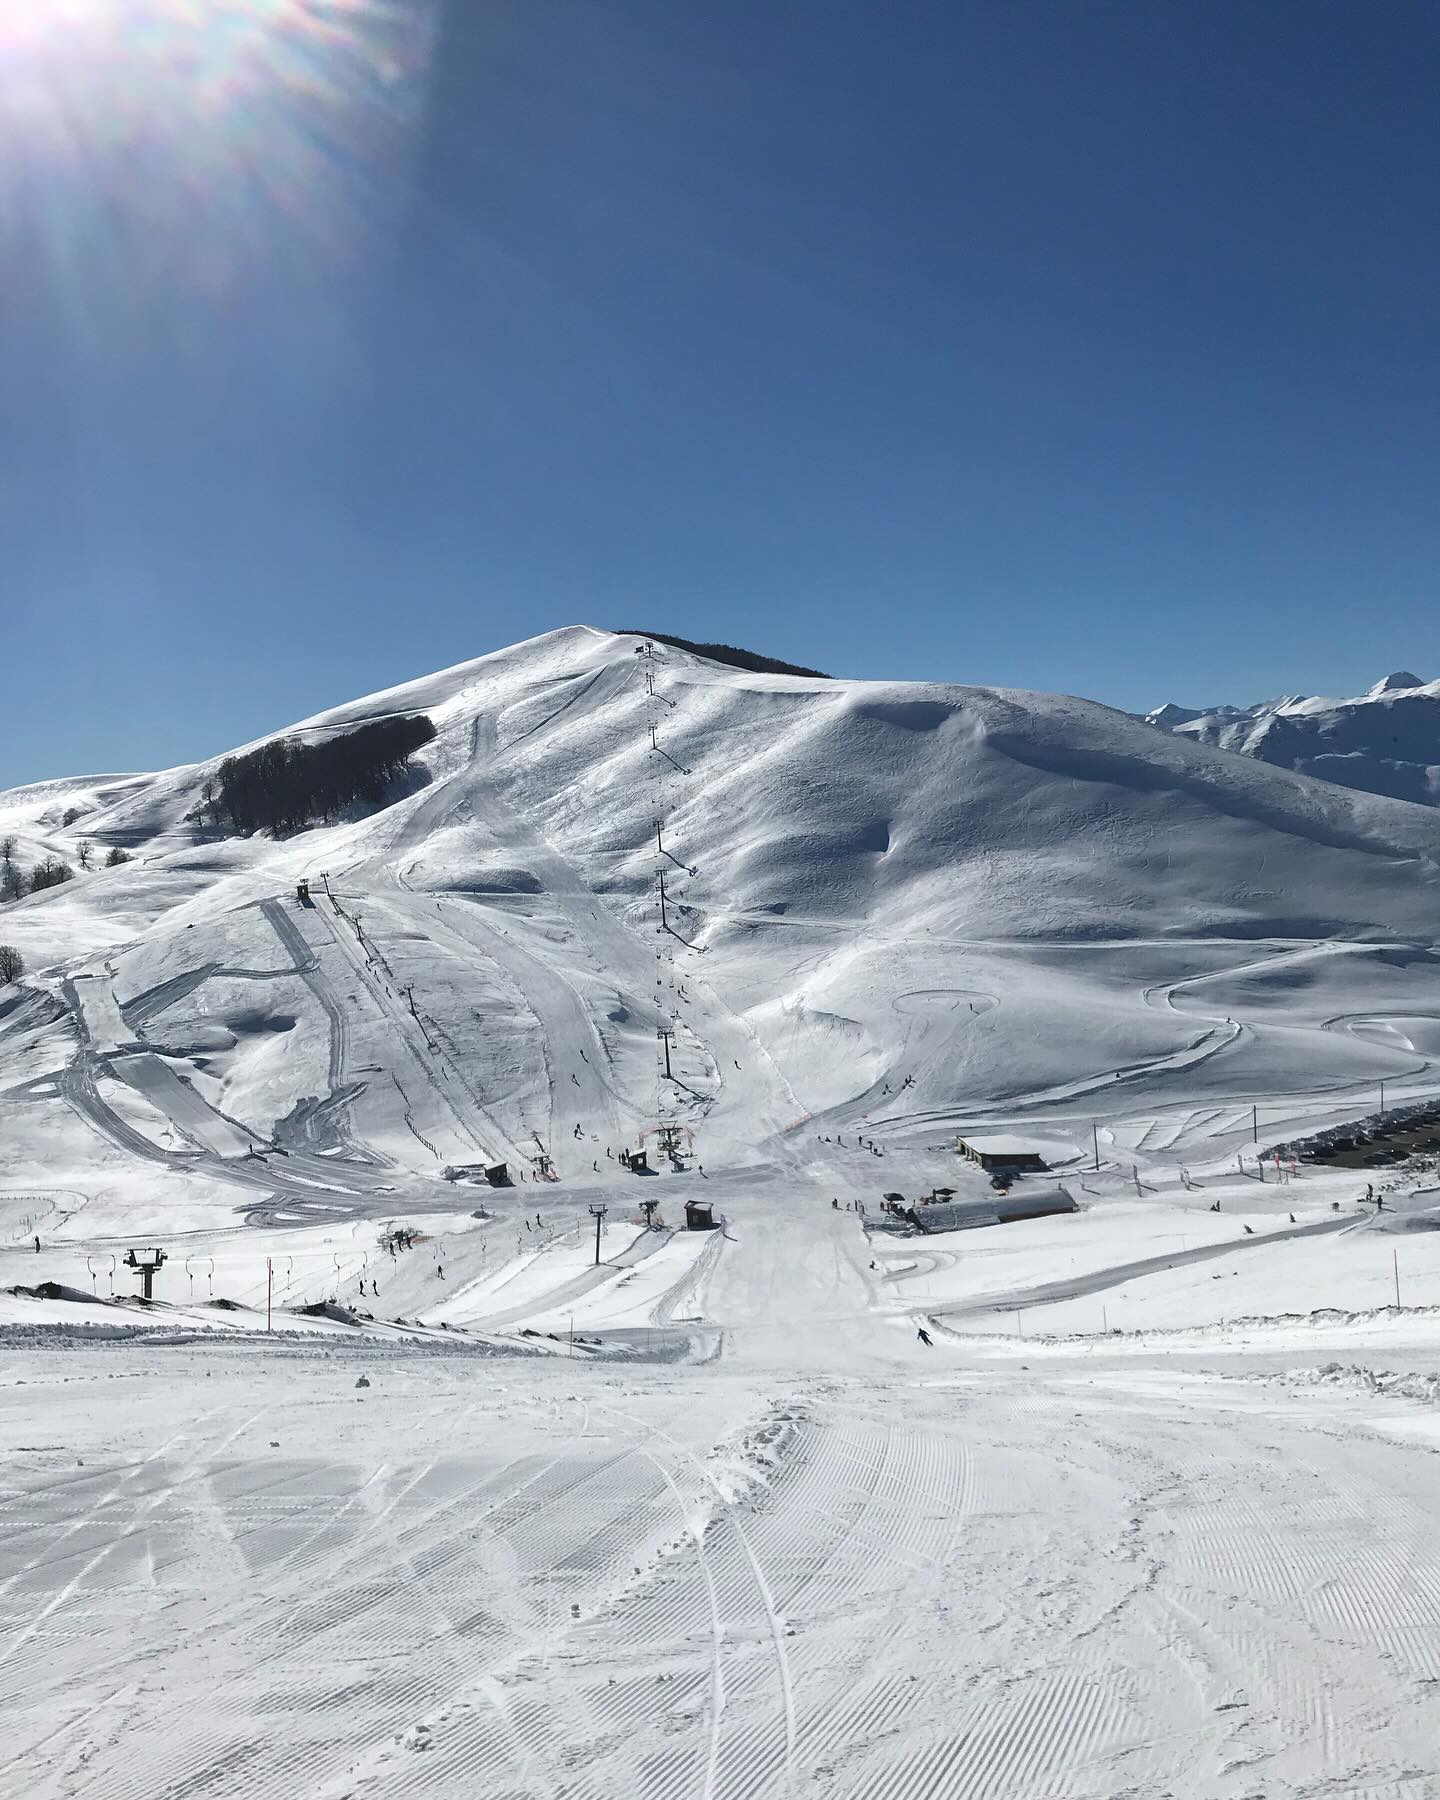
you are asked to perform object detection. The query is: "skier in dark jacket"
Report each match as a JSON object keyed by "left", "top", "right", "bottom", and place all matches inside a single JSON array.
[{"left": 916, "top": 1326, "right": 933, "bottom": 1347}]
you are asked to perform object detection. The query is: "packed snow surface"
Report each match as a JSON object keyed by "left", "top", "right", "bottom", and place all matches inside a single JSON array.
[{"left": 5, "top": 626, "right": 1440, "bottom": 1797}]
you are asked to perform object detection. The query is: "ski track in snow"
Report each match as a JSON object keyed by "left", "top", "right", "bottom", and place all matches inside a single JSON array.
[{"left": 7, "top": 630, "right": 1440, "bottom": 1796}]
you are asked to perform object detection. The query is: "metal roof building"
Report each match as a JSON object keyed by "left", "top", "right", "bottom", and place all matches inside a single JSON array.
[{"left": 908, "top": 1188, "right": 1077, "bottom": 1233}]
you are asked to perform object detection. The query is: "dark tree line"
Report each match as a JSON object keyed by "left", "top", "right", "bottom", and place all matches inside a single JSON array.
[
  {"left": 206, "top": 714, "right": 437, "bottom": 836},
  {"left": 615, "top": 630, "right": 829, "bottom": 680}
]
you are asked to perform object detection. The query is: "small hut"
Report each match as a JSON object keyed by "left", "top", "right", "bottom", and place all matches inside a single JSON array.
[
  {"left": 956, "top": 1135, "right": 1052, "bottom": 1173},
  {"left": 684, "top": 1198, "right": 717, "bottom": 1231}
]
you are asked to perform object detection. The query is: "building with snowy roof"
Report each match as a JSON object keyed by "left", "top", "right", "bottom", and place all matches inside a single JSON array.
[{"left": 956, "top": 1134, "right": 1068, "bottom": 1172}]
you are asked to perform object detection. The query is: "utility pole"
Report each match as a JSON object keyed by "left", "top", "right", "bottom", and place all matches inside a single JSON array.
[{"left": 589, "top": 1203, "right": 608, "bottom": 1266}]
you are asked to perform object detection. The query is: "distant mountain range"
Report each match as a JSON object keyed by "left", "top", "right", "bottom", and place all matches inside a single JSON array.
[{"left": 1143, "top": 671, "right": 1440, "bottom": 807}]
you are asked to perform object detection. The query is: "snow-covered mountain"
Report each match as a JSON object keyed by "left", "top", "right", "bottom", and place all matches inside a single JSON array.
[
  {"left": 10, "top": 627, "right": 1440, "bottom": 1800},
  {"left": 5, "top": 623, "right": 1440, "bottom": 1197},
  {"left": 1145, "top": 671, "right": 1440, "bottom": 806}
]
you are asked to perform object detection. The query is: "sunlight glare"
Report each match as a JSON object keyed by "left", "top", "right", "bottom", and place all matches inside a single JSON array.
[{"left": 0, "top": 0, "right": 443, "bottom": 305}]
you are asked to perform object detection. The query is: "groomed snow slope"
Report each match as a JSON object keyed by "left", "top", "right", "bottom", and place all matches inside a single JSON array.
[{"left": 6, "top": 628, "right": 1440, "bottom": 1799}]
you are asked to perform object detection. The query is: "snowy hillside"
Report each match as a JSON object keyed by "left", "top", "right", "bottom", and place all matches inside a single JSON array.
[
  {"left": 1146, "top": 669, "right": 1440, "bottom": 805},
  {"left": 8, "top": 628, "right": 1440, "bottom": 1800},
  {"left": 6, "top": 624, "right": 1440, "bottom": 1190}
]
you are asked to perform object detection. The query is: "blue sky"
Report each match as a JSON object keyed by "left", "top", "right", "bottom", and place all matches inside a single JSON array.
[{"left": 3, "top": 0, "right": 1438, "bottom": 781}]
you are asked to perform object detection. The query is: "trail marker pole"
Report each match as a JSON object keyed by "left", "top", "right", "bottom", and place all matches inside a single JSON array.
[
  {"left": 1380, "top": 1079, "right": 1386, "bottom": 1113},
  {"left": 1252, "top": 1103, "right": 1258, "bottom": 1144},
  {"left": 267, "top": 1258, "right": 273, "bottom": 1333},
  {"left": 1092, "top": 1123, "right": 1100, "bottom": 1173},
  {"left": 1394, "top": 1248, "right": 1401, "bottom": 1310}
]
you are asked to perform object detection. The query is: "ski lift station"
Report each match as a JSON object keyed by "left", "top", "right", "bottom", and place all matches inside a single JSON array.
[{"left": 956, "top": 1133, "right": 1069, "bottom": 1173}]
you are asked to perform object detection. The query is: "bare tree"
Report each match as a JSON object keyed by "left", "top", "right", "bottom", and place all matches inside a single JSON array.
[
  {"left": 29, "top": 858, "right": 73, "bottom": 892},
  {"left": 0, "top": 945, "right": 23, "bottom": 985},
  {"left": 0, "top": 862, "right": 24, "bottom": 904},
  {"left": 77, "top": 839, "right": 93, "bottom": 870},
  {"left": 104, "top": 846, "right": 132, "bottom": 868}
]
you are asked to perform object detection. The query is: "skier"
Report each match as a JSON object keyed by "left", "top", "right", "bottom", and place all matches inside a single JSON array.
[
  {"left": 1243, "top": 1224, "right": 1254, "bottom": 1235},
  {"left": 437, "top": 1264, "right": 445, "bottom": 1280},
  {"left": 916, "top": 1326, "right": 933, "bottom": 1347},
  {"left": 832, "top": 1198, "right": 839, "bottom": 1210},
  {"left": 33, "top": 1236, "right": 39, "bottom": 1255}
]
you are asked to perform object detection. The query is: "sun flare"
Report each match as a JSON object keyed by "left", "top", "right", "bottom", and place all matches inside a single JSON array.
[{"left": 0, "top": 0, "right": 442, "bottom": 300}]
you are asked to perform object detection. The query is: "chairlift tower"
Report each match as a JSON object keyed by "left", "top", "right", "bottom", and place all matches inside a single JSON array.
[
  {"left": 639, "top": 634, "right": 704, "bottom": 1177},
  {"left": 124, "top": 1246, "right": 167, "bottom": 1301},
  {"left": 588, "top": 1203, "right": 608, "bottom": 1266}
]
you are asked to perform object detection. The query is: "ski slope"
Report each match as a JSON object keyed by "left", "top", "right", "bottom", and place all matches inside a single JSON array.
[{"left": 5, "top": 626, "right": 1440, "bottom": 1797}]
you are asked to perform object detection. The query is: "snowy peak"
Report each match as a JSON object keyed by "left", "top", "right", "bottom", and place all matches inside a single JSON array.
[
  {"left": 1148, "top": 672, "right": 1440, "bottom": 808},
  {"left": 1366, "top": 670, "right": 1425, "bottom": 697}
]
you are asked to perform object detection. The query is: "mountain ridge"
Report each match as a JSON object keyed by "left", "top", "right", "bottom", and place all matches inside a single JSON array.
[{"left": 1144, "top": 670, "right": 1440, "bottom": 807}]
